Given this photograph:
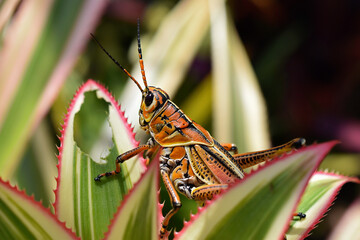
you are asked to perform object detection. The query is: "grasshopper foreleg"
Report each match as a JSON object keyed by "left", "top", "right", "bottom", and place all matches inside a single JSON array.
[
  {"left": 160, "top": 169, "right": 181, "bottom": 239},
  {"left": 143, "top": 144, "right": 160, "bottom": 166},
  {"left": 94, "top": 144, "right": 151, "bottom": 181}
]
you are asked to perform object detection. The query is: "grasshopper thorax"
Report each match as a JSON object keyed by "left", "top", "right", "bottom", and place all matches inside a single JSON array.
[{"left": 139, "top": 86, "right": 169, "bottom": 129}]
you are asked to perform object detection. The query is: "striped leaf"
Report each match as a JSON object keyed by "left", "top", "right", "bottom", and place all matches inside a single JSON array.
[
  {"left": 55, "top": 80, "right": 145, "bottom": 239},
  {"left": 175, "top": 141, "right": 337, "bottom": 240},
  {"left": 0, "top": 0, "right": 106, "bottom": 180},
  {"left": 106, "top": 160, "right": 159, "bottom": 240},
  {"left": 0, "top": 179, "right": 77, "bottom": 239},
  {"left": 209, "top": 0, "right": 270, "bottom": 152},
  {"left": 287, "top": 172, "right": 360, "bottom": 239}
]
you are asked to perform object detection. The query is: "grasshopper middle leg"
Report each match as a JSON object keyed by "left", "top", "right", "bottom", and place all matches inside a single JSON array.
[
  {"left": 94, "top": 144, "right": 151, "bottom": 181},
  {"left": 160, "top": 169, "right": 182, "bottom": 239}
]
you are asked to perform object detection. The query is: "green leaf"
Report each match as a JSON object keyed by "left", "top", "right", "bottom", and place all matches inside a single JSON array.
[
  {"left": 14, "top": 122, "right": 58, "bottom": 208},
  {"left": 287, "top": 171, "right": 360, "bottom": 239},
  {"left": 0, "top": 179, "right": 77, "bottom": 239},
  {"left": 55, "top": 80, "right": 145, "bottom": 239},
  {"left": 209, "top": 0, "right": 270, "bottom": 152},
  {"left": 106, "top": 160, "right": 159, "bottom": 240},
  {"left": 0, "top": 0, "right": 106, "bottom": 180},
  {"left": 176, "top": 141, "right": 337, "bottom": 240}
]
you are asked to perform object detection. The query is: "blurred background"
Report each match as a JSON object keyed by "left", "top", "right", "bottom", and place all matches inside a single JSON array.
[{"left": 0, "top": 0, "right": 359, "bottom": 239}]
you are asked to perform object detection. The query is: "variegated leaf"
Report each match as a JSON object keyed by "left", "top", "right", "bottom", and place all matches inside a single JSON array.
[
  {"left": 105, "top": 160, "right": 159, "bottom": 240},
  {"left": 287, "top": 171, "right": 360, "bottom": 239},
  {"left": 209, "top": 0, "right": 270, "bottom": 152},
  {"left": 0, "top": 0, "right": 106, "bottom": 180},
  {"left": 176, "top": 141, "right": 337, "bottom": 240},
  {"left": 0, "top": 179, "right": 77, "bottom": 239},
  {"left": 55, "top": 80, "right": 145, "bottom": 239}
]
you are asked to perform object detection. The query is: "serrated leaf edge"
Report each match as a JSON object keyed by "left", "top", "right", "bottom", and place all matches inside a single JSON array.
[
  {"left": 175, "top": 141, "right": 339, "bottom": 239},
  {"left": 104, "top": 158, "right": 160, "bottom": 239},
  {"left": 0, "top": 178, "right": 78, "bottom": 239},
  {"left": 299, "top": 171, "right": 360, "bottom": 239},
  {"left": 53, "top": 79, "right": 145, "bottom": 213}
]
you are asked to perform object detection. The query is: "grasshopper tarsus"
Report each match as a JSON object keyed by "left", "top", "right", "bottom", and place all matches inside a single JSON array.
[
  {"left": 94, "top": 171, "right": 119, "bottom": 182},
  {"left": 294, "top": 212, "right": 306, "bottom": 220}
]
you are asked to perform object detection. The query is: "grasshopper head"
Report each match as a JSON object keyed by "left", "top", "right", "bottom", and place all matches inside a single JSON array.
[
  {"left": 139, "top": 87, "right": 169, "bottom": 129},
  {"left": 92, "top": 21, "right": 169, "bottom": 130}
]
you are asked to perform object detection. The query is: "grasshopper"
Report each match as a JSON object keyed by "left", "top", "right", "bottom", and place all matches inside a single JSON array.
[{"left": 92, "top": 22, "right": 306, "bottom": 238}]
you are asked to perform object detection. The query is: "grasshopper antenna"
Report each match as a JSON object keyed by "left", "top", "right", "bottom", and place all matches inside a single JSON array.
[
  {"left": 137, "top": 19, "right": 148, "bottom": 90},
  {"left": 90, "top": 33, "right": 143, "bottom": 92}
]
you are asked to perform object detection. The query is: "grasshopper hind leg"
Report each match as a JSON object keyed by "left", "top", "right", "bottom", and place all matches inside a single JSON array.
[
  {"left": 233, "top": 138, "right": 306, "bottom": 169},
  {"left": 221, "top": 143, "right": 238, "bottom": 154},
  {"left": 190, "top": 184, "right": 228, "bottom": 201}
]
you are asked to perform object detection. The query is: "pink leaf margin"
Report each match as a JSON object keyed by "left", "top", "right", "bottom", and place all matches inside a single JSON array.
[
  {"left": 300, "top": 171, "right": 360, "bottom": 239},
  {"left": 54, "top": 79, "right": 146, "bottom": 212},
  {"left": 175, "top": 141, "right": 338, "bottom": 239},
  {"left": 104, "top": 157, "right": 160, "bottom": 239},
  {"left": 0, "top": 178, "right": 78, "bottom": 239}
]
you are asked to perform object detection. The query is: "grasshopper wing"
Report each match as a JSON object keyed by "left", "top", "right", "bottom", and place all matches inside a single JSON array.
[{"left": 186, "top": 140, "right": 244, "bottom": 185}]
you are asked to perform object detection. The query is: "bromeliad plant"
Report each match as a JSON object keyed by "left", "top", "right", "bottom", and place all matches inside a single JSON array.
[
  {"left": 1, "top": 0, "right": 359, "bottom": 239},
  {"left": 0, "top": 79, "right": 359, "bottom": 239}
]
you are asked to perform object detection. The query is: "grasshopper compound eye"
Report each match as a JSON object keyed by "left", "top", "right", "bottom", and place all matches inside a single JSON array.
[{"left": 144, "top": 92, "right": 154, "bottom": 107}]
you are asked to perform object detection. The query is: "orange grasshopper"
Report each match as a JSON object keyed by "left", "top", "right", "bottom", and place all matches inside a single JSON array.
[{"left": 92, "top": 23, "right": 306, "bottom": 238}]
